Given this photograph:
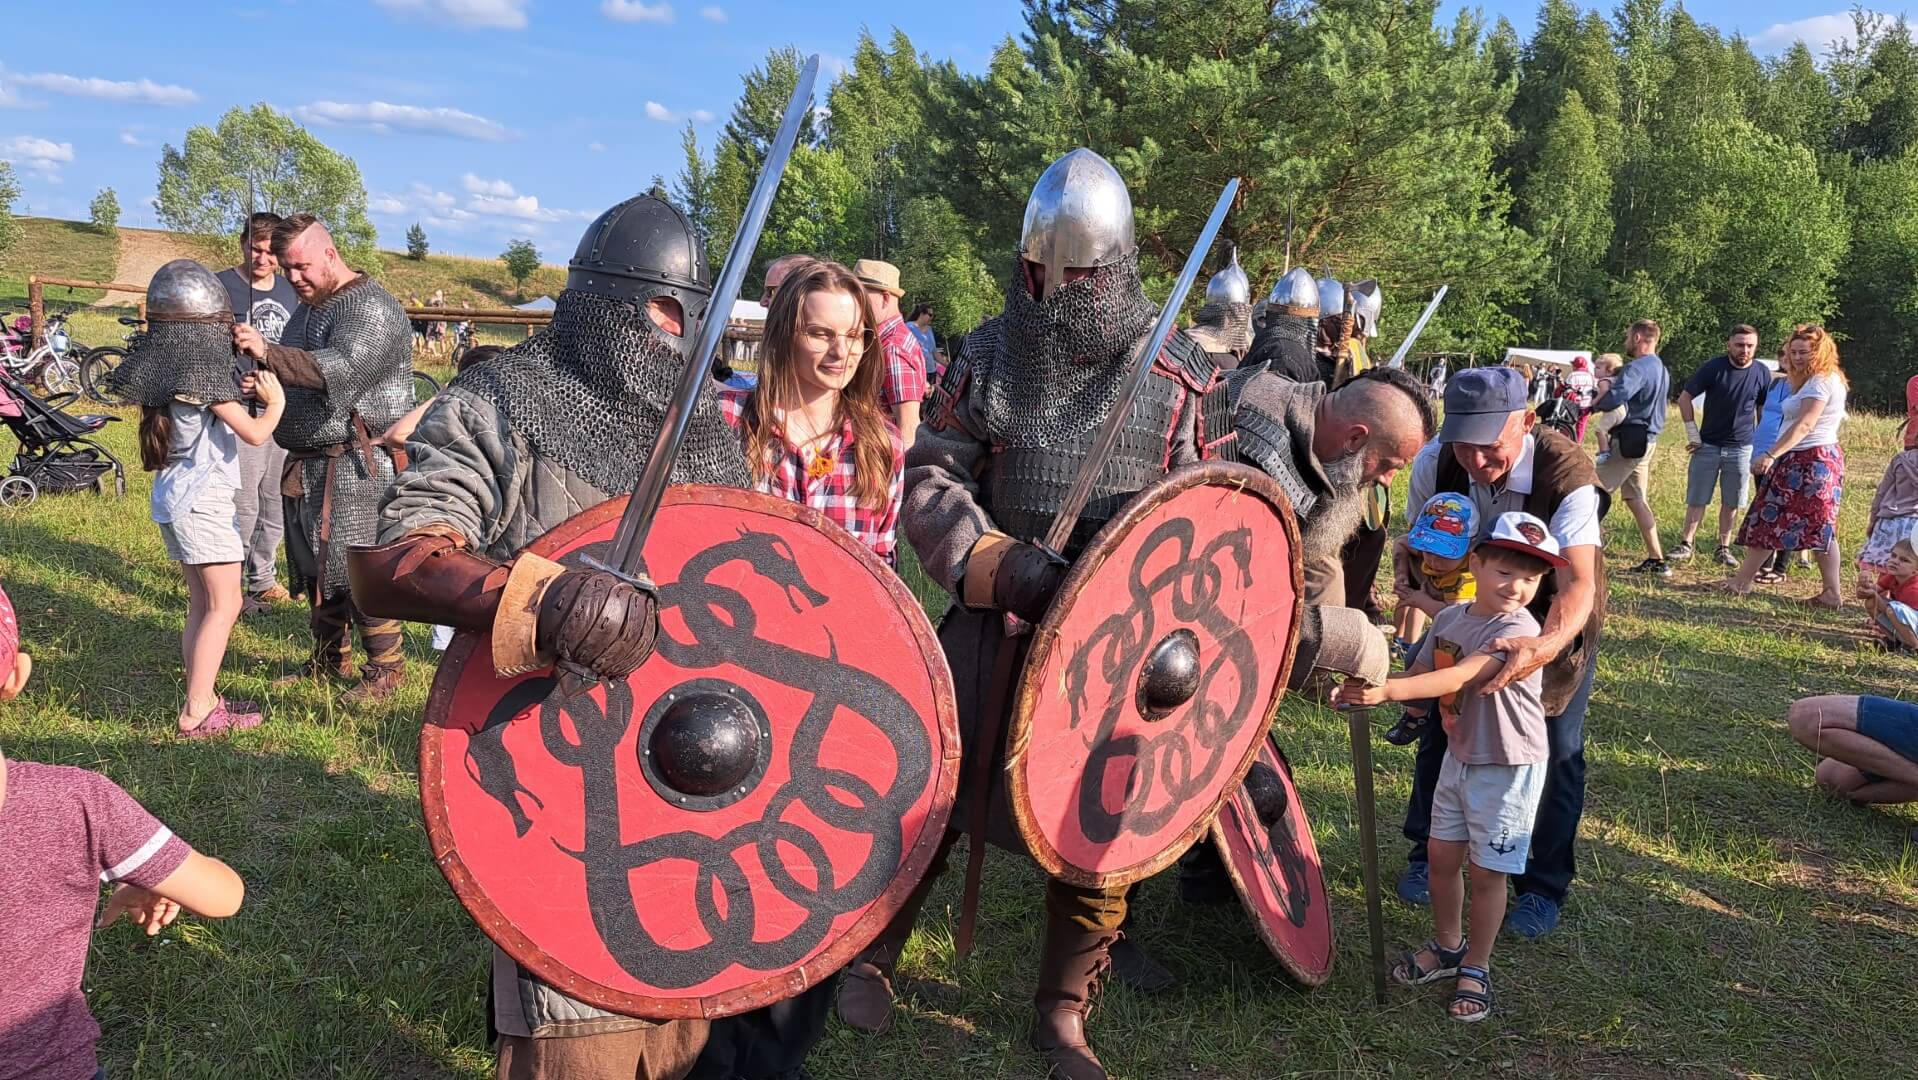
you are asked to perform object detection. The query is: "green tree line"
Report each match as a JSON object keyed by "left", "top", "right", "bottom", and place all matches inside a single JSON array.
[{"left": 678, "top": 0, "right": 1916, "bottom": 407}]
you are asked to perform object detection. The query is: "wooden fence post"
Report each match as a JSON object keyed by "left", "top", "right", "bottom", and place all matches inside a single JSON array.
[{"left": 27, "top": 276, "right": 44, "bottom": 351}]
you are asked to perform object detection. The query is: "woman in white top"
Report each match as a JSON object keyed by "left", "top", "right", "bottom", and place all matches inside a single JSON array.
[{"left": 1725, "top": 324, "right": 1848, "bottom": 607}]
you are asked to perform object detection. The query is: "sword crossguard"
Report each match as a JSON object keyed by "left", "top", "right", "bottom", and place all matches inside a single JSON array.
[{"left": 579, "top": 555, "right": 660, "bottom": 602}]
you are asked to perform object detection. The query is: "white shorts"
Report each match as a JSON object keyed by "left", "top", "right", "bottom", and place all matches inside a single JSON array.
[
  {"left": 1429, "top": 754, "right": 1546, "bottom": 875},
  {"left": 157, "top": 499, "right": 244, "bottom": 565}
]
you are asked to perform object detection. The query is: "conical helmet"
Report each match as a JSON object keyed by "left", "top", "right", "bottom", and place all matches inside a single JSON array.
[
  {"left": 1266, "top": 266, "right": 1320, "bottom": 318},
  {"left": 1019, "top": 148, "right": 1136, "bottom": 293},
  {"left": 1204, "top": 245, "right": 1250, "bottom": 306}
]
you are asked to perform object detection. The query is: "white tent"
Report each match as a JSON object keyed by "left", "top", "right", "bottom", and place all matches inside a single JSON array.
[
  {"left": 514, "top": 296, "right": 557, "bottom": 311},
  {"left": 730, "top": 298, "right": 768, "bottom": 323},
  {"left": 1502, "top": 347, "right": 1592, "bottom": 370}
]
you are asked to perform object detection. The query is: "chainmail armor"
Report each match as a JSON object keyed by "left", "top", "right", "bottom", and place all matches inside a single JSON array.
[
  {"left": 101, "top": 321, "right": 240, "bottom": 405},
  {"left": 1227, "top": 368, "right": 1321, "bottom": 520},
  {"left": 1191, "top": 299, "right": 1253, "bottom": 354},
  {"left": 1245, "top": 313, "right": 1322, "bottom": 385},
  {"left": 977, "top": 330, "right": 1214, "bottom": 559},
  {"left": 453, "top": 289, "right": 750, "bottom": 497},
  {"left": 982, "top": 250, "right": 1158, "bottom": 448}
]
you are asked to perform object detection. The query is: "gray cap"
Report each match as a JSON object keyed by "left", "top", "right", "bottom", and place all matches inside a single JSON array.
[{"left": 1439, "top": 366, "right": 1527, "bottom": 444}]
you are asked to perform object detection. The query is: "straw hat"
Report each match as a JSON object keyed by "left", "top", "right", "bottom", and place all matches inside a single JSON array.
[{"left": 851, "top": 258, "right": 904, "bottom": 298}]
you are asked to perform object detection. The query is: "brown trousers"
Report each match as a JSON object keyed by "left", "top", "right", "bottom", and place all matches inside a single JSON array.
[{"left": 495, "top": 1021, "right": 710, "bottom": 1080}]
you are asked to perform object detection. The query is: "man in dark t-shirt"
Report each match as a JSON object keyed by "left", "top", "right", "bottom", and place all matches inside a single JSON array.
[
  {"left": 1672, "top": 325, "right": 1772, "bottom": 565},
  {"left": 216, "top": 212, "right": 300, "bottom": 609}
]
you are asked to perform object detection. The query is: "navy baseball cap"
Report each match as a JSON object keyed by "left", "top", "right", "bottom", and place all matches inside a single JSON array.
[{"left": 1439, "top": 367, "right": 1527, "bottom": 445}]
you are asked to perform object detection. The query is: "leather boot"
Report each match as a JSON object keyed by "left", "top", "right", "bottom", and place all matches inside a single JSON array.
[
  {"left": 273, "top": 653, "right": 356, "bottom": 687},
  {"left": 836, "top": 915, "right": 912, "bottom": 1034},
  {"left": 1031, "top": 912, "right": 1116, "bottom": 1080},
  {"left": 340, "top": 662, "right": 406, "bottom": 706}
]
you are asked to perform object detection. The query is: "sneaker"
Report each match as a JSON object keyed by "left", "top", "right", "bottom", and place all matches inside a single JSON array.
[
  {"left": 1714, "top": 545, "right": 1738, "bottom": 567},
  {"left": 1505, "top": 893, "right": 1561, "bottom": 940},
  {"left": 1625, "top": 558, "right": 1672, "bottom": 579},
  {"left": 1396, "top": 861, "right": 1432, "bottom": 906},
  {"left": 1666, "top": 541, "right": 1695, "bottom": 562}
]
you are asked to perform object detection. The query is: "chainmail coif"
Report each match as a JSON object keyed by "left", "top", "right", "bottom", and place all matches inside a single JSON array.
[
  {"left": 982, "top": 250, "right": 1158, "bottom": 448},
  {"left": 452, "top": 289, "right": 750, "bottom": 497},
  {"left": 102, "top": 321, "right": 240, "bottom": 406},
  {"left": 1192, "top": 300, "right": 1253, "bottom": 353}
]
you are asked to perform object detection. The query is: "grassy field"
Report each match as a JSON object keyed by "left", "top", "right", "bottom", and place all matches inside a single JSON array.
[{"left": 1, "top": 401, "right": 1915, "bottom": 1079}]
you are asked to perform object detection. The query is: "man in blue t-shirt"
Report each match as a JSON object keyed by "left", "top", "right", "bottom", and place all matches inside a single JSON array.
[
  {"left": 1670, "top": 325, "right": 1772, "bottom": 566},
  {"left": 1591, "top": 318, "right": 1672, "bottom": 577},
  {"left": 215, "top": 212, "right": 301, "bottom": 610}
]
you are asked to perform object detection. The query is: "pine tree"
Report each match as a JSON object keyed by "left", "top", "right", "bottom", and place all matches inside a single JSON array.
[{"left": 405, "top": 223, "right": 428, "bottom": 260}]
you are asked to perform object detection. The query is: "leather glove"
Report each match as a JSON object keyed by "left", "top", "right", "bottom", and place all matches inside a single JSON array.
[
  {"left": 534, "top": 569, "right": 660, "bottom": 682},
  {"left": 993, "top": 542, "right": 1067, "bottom": 625}
]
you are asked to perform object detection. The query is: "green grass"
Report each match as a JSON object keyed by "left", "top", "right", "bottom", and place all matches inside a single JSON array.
[{"left": 2, "top": 405, "right": 1915, "bottom": 1078}]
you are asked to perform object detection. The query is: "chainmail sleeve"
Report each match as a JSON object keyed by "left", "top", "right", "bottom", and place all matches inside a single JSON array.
[
  {"left": 276, "top": 277, "right": 416, "bottom": 449},
  {"left": 902, "top": 368, "right": 999, "bottom": 596},
  {"left": 377, "top": 388, "right": 519, "bottom": 552}
]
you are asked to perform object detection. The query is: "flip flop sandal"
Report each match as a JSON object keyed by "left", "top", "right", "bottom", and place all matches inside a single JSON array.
[
  {"left": 1391, "top": 938, "right": 1468, "bottom": 986},
  {"left": 1754, "top": 569, "right": 1786, "bottom": 584},
  {"left": 1450, "top": 964, "right": 1494, "bottom": 1022},
  {"left": 179, "top": 696, "right": 264, "bottom": 740}
]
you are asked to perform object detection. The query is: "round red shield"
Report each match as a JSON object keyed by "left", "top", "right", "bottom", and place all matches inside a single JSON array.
[
  {"left": 1007, "top": 461, "right": 1303, "bottom": 887},
  {"left": 1212, "top": 736, "right": 1334, "bottom": 986},
  {"left": 421, "top": 487, "right": 960, "bottom": 1020}
]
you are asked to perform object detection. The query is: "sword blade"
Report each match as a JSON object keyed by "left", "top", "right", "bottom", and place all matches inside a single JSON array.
[
  {"left": 1039, "top": 177, "right": 1239, "bottom": 555},
  {"left": 604, "top": 54, "right": 821, "bottom": 576},
  {"left": 1345, "top": 709, "right": 1388, "bottom": 1005},
  {"left": 1385, "top": 284, "right": 1447, "bottom": 370}
]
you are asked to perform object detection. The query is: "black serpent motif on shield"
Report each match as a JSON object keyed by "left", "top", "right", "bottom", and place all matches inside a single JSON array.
[
  {"left": 1063, "top": 517, "right": 1261, "bottom": 844},
  {"left": 467, "top": 527, "right": 934, "bottom": 990}
]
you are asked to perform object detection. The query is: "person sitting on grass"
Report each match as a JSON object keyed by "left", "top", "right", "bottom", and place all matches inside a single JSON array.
[
  {"left": 1863, "top": 538, "right": 1918, "bottom": 652},
  {"left": 1788, "top": 693, "right": 1918, "bottom": 821},
  {"left": 1335, "top": 511, "right": 1566, "bottom": 1023},
  {"left": 1385, "top": 492, "right": 1479, "bottom": 744},
  {"left": 1855, "top": 376, "right": 1918, "bottom": 601},
  {"left": 0, "top": 582, "right": 249, "bottom": 1080}
]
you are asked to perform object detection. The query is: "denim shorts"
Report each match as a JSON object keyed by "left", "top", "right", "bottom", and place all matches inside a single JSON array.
[
  {"left": 1685, "top": 443, "right": 1753, "bottom": 509},
  {"left": 1428, "top": 754, "right": 1547, "bottom": 875},
  {"left": 1857, "top": 694, "right": 1918, "bottom": 761}
]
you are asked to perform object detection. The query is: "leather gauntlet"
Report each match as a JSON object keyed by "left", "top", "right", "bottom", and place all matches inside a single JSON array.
[
  {"left": 992, "top": 542, "right": 1067, "bottom": 626},
  {"left": 347, "top": 530, "right": 510, "bottom": 631},
  {"left": 534, "top": 569, "right": 660, "bottom": 682}
]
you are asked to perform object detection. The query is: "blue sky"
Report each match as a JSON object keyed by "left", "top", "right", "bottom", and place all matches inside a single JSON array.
[{"left": 1, "top": 0, "right": 1892, "bottom": 260}]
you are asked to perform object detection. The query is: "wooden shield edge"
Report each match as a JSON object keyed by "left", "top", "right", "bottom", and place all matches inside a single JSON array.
[
  {"left": 1005, "top": 460, "right": 1306, "bottom": 889},
  {"left": 420, "top": 485, "right": 963, "bottom": 1020},
  {"left": 1211, "top": 738, "right": 1336, "bottom": 987}
]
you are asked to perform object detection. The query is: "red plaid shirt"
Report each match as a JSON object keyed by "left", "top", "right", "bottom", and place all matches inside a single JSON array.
[
  {"left": 718, "top": 387, "right": 903, "bottom": 563},
  {"left": 875, "top": 315, "right": 928, "bottom": 410}
]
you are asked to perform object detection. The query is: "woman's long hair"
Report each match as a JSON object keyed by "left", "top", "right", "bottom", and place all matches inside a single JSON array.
[
  {"left": 1787, "top": 324, "right": 1847, "bottom": 390},
  {"left": 741, "top": 260, "right": 895, "bottom": 509},
  {"left": 138, "top": 405, "right": 172, "bottom": 472}
]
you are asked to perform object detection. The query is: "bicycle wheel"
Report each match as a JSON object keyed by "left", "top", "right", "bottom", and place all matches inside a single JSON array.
[
  {"left": 40, "top": 357, "right": 81, "bottom": 398},
  {"left": 412, "top": 369, "right": 440, "bottom": 404},
  {"left": 82, "top": 347, "right": 128, "bottom": 404}
]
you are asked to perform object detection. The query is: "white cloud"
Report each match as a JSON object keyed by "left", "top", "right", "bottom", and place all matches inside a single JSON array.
[
  {"left": 1, "top": 135, "right": 75, "bottom": 181},
  {"left": 374, "top": 0, "right": 528, "bottom": 30},
  {"left": 1749, "top": 13, "right": 1859, "bottom": 57},
  {"left": 587, "top": 141, "right": 607, "bottom": 152},
  {"left": 461, "top": 172, "right": 518, "bottom": 197},
  {"left": 119, "top": 129, "right": 145, "bottom": 146},
  {"left": 700, "top": 5, "right": 726, "bottom": 21},
  {"left": 689, "top": 108, "right": 714, "bottom": 123},
  {"left": 1, "top": 69, "right": 198, "bottom": 107},
  {"left": 644, "top": 101, "right": 676, "bottom": 122},
  {"left": 369, "top": 194, "right": 409, "bottom": 214},
  {"left": 602, "top": 0, "right": 672, "bottom": 23},
  {"left": 293, "top": 100, "right": 514, "bottom": 141}
]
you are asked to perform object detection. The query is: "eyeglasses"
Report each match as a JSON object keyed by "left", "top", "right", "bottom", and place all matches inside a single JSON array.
[{"left": 800, "top": 325, "right": 875, "bottom": 352}]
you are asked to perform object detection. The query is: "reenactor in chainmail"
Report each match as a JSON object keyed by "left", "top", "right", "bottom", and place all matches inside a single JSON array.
[
  {"left": 1185, "top": 245, "right": 1253, "bottom": 369},
  {"left": 835, "top": 148, "right": 1425, "bottom": 1080},
  {"left": 1244, "top": 266, "right": 1322, "bottom": 384},
  {"left": 347, "top": 194, "right": 768, "bottom": 1080},
  {"left": 234, "top": 214, "right": 414, "bottom": 704}
]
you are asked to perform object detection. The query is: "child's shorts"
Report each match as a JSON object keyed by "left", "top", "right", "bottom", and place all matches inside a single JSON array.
[
  {"left": 158, "top": 500, "right": 244, "bottom": 565},
  {"left": 1875, "top": 600, "right": 1918, "bottom": 643},
  {"left": 1429, "top": 755, "right": 1546, "bottom": 875}
]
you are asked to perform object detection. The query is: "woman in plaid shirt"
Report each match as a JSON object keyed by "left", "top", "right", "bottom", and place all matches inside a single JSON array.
[{"left": 719, "top": 259, "right": 904, "bottom": 564}]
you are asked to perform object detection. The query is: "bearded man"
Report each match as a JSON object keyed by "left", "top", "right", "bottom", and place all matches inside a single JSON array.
[{"left": 235, "top": 213, "right": 413, "bottom": 703}]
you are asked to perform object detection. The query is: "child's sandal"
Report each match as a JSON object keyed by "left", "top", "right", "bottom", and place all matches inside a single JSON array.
[
  {"left": 1390, "top": 938, "right": 1467, "bottom": 986},
  {"left": 1449, "top": 964, "right": 1494, "bottom": 1023}
]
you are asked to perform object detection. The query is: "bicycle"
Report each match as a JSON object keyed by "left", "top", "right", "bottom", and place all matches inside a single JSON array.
[
  {"left": 79, "top": 315, "right": 145, "bottom": 405},
  {"left": 1, "top": 309, "right": 84, "bottom": 398},
  {"left": 448, "top": 320, "right": 475, "bottom": 368},
  {"left": 411, "top": 368, "right": 440, "bottom": 404}
]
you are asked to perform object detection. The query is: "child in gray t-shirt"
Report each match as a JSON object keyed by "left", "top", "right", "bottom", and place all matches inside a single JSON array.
[{"left": 1334, "top": 510, "right": 1566, "bottom": 1024}]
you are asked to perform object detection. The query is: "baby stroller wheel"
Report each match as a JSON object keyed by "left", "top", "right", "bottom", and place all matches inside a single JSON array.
[{"left": 0, "top": 475, "right": 37, "bottom": 508}]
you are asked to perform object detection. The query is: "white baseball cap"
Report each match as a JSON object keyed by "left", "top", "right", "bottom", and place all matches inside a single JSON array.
[{"left": 1477, "top": 511, "right": 1568, "bottom": 570}]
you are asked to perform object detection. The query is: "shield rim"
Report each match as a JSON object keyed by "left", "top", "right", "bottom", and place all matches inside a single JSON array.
[
  {"left": 419, "top": 485, "right": 962, "bottom": 1020},
  {"left": 1006, "top": 460, "right": 1304, "bottom": 888},
  {"left": 1211, "top": 736, "right": 1335, "bottom": 987}
]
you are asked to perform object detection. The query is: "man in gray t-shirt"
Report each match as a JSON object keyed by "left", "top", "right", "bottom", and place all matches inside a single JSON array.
[{"left": 217, "top": 212, "right": 298, "bottom": 608}]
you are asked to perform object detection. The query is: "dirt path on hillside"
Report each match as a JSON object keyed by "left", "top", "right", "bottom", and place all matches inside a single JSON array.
[{"left": 93, "top": 228, "right": 202, "bottom": 305}]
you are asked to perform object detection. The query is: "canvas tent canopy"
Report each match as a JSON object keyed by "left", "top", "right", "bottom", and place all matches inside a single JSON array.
[{"left": 1503, "top": 347, "right": 1593, "bottom": 369}]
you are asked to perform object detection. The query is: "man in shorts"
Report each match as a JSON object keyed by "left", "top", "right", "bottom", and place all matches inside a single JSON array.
[{"left": 1671, "top": 325, "right": 1771, "bottom": 566}]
